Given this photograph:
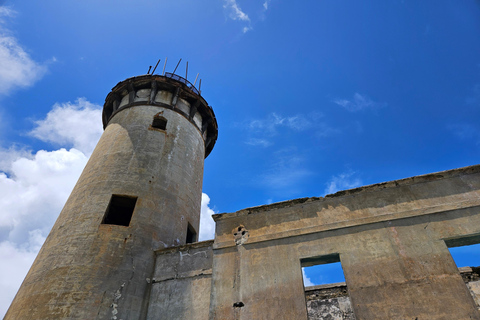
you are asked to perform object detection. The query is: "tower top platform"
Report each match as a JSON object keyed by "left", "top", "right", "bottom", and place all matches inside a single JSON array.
[{"left": 102, "top": 74, "right": 218, "bottom": 157}]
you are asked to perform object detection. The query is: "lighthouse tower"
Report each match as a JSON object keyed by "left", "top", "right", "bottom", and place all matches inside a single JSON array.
[{"left": 5, "top": 73, "right": 217, "bottom": 319}]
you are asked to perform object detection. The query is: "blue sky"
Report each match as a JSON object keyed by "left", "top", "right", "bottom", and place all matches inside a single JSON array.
[{"left": 0, "top": 0, "right": 479, "bottom": 315}]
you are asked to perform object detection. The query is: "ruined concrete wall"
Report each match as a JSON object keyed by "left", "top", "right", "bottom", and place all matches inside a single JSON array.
[
  {"left": 304, "top": 267, "right": 480, "bottom": 320},
  {"left": 461, "top": 267, "right": 480, "bottom": 312},
  {"left": 146, "top": 241, "right": 214, "bottom": 320},
  {"left": 305, "top": 283, "right": 355, "bottom": 320},
  {"left": 468, "top": 280, "right": 480, "bottom": 311},
  {"left": 210, "top": 241, "right": 307, "bottom": 319},
  {"left": 307, "top": 296, "right": 354, "bottom": 320},
  {"left": 211, "top": 165, "right": 480, "bottom": 320}
]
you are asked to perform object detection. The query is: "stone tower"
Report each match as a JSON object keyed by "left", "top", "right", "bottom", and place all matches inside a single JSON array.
[{"left": 5, "top": 73, "right": 217, "bottom": 319}]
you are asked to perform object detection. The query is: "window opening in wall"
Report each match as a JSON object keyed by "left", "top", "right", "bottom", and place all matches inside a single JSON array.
[
  {"left": 301, "top": 254, "right": 345, "bottom": 287},
  {"left": 448, "top": 242, "right": 480, "bottom": 268},
  {"left": 186, "top": 223, "right": 197, "bottom": 244},
  {"left": 301, "top": 254, "right": 355, "bottom": 320},
  {"left": 151, "top": 114, "right": 167, "bottom": 130},
  {"left": 102, "top": 195, "right": 137, "bottom": 226},
  {"left": 446, "top": 237, "right": 480, "bottom": 310},
  {"left": 446, "top": 235, "right": 480, "bottom": 269}
]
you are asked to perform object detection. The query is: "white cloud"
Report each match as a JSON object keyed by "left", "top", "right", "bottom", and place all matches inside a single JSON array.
[
  {"left": 0, "top": 146, "right": 32, "bottom": 173},
  {"left": 0, "top": 232, "right": 44, "bottom": 316},
  {"left": 258, "top": 0, "right": 272, "bottom": 21},
  {"left": 0, "top": 148, "right": 88, "bottom": 236},
  {"left": 257, "top": 148, "right": 312, "bottom": 196},
  {"left": 261, "top": 157, "right": 310, "bottom": 190},
  {"left": 263, "top": 1, "right": 269, "bottom": 10},
  {"left": 302, "top": 268, "right": 315, "bottom": 287},
  {"left": 199, "top": 193, "right": 216, "bottom": 241},
  {"left": 333, "top": 93, "right": 386, "bottom": 112},
  {"left": 0, "top": 7, "right": 15, "bottom": 21},
  {"left": 0, "top": 146, "right": 89, "bottom": 317},
  {"left": 223, "top": 0, "right": 252, "bottom": 33},
  {"left": 315, "top": 122, "right": 342, "bottom": 138},
  {"left": 248, "top": 112, "right": 317, "bottom": 134},
  {"left": 0, "top": 99, "right": 98, "bottom": 317},
  {"left": 324, "top": 171, "right": 362, "bottom": 195},
  {"left": 0, "top": 7, "right": 47, "bottom": 95},
  {"left": 242, "top": 26, "right": 252, "bottom": 33},
  {"left": 223, "top": 0, "right": 250, "bottom": 21},
  {"left": 244, "top": 112, "right": 316, "bottom": 147},
  {"left": 245, "top": 138, "right": 272, "bottom": 147},
  {"left": 244, "top": 112, "right": 338, "bottom": 147},
  {"left": 30, "top": 98, "right": 103, "bottom": 155}
]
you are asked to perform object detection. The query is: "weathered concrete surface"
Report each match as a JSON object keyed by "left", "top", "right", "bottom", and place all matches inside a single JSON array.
[
  {"left": 5, "top": 75, "right": 216, "bottom": 320},
  {"left": 468, "top": 280, "right": 480, "bottom": 312},
  {"left": 460, "top": 267, "right": 480, "bottom": 312},
  {"left": 307, "top": 296, "right": 354, "bottom": 320},
  {"left": 211, "top": 165, "right": 480, "bottom": 320},
  {"left": 304, "top": 268, "right": 480, "bottom": 320},
  {"left": 146, "top": 240, "right": 214, "bottom": 320},
  {"left": 305, "top": 283, "right": 355, "bottom": 320},
  {"left": 210, "top": 242, "right": 307, "bottom": 319}
]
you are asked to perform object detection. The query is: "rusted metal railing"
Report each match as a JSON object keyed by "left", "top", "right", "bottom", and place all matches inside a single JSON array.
[{"left": 164, "top": 72, "right": 200, "bottom": 95}]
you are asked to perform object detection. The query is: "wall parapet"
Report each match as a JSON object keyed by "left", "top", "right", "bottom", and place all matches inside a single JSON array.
[
  {"left": 213, "top": 164, "right": 480, "bottom": 250},
  {"left": 213, "top": 164, "right": 480, "bottom": 222}
]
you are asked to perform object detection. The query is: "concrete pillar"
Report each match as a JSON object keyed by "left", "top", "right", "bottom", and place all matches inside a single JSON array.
[
  {"left": 210, "top": 241, "right": 307, "bottom": 319},
  {"left": 5, "top": 75, "right": 217, "bottom": 319}
]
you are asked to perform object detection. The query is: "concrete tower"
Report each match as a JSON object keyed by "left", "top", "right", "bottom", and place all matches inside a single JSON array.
[{"left": 6, "top": 73, "right": 217, "bottom": 319}]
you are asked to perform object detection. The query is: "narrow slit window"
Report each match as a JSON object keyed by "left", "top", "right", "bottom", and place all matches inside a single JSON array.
[
  {"left": 186, "top": 223, "right": 197, "bottom": 244},
  {"left": 151, "top": 115, "right": 167, "bottom": 130},
  {"left": 102, "top": 195, "right": 137, "bottom": 226}
]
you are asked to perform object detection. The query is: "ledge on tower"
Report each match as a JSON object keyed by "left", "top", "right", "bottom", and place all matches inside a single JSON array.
[{"left": 102, "top": 74, "right": 218, "bottom": 158}]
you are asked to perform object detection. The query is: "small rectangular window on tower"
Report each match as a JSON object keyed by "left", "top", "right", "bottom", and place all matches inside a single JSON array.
[
  {"left": 102, "top": 195, "right": 137, "bottom": 226},
  {"left": 151, "top": 114, "right": 167, "bottom": 131},
  {"left": 186, "top": 223, "right": 197, "bottom": 244}
]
